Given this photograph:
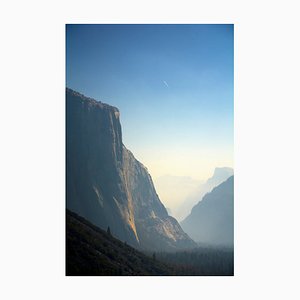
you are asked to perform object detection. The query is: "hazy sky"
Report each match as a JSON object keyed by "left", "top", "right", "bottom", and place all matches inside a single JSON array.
[{"left": 66, "top": 24, "right": 233, "bottom": 181}]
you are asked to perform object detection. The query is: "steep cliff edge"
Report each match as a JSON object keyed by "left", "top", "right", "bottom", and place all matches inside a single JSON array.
[{"left": 66, "top": 88, "right": 196, "bottom": 251}]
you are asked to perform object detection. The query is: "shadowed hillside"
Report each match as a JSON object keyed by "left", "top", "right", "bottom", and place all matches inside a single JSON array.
[
  {"left": 181, "top": 176, "right": 234, "bottom": 246},
  {"left": 66, "top": 210, "right": 233, "bottom": 276},
  {"left": 66, "top": 209, "right": 174, "bottom": 275}
]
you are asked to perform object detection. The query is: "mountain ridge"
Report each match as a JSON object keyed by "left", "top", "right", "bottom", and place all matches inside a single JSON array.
[{"left": 181, "top": 175, "right": 234, "bottom": 246}]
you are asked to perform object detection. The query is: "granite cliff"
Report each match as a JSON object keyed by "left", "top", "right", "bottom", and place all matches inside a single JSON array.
[{"left": 66, "top": 88, "right": 196, "bottom": 251}]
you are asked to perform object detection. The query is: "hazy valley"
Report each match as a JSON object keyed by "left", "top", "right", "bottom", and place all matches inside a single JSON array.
[
  {"left": 154, "top": 167, "right": 233, "bottom": 221},
  {"left": 66, "top": 88, "right": 234, "bottom": 276}
]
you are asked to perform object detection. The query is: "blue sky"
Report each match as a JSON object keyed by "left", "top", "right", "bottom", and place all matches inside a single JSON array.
[{"left": 66, "top": 24, "right": 233, "bottom": 180}]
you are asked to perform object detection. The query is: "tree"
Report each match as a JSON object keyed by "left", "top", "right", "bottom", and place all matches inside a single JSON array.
[{"left": 107, "top": 226, "right": 111, "bottom": 236}]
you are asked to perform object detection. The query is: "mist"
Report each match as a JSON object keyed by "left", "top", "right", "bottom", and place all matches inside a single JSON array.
[{"left": 154, "top": 167, "right": 233, "bottom": 221}]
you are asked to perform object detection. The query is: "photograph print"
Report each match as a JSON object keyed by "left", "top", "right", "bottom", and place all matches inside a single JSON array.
[{"left": 66, "top": 24, "right": 234, "bottom": 276}]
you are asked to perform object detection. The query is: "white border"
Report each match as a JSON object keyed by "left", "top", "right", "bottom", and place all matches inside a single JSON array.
[{"left": 1, "top": 0, "right": 300, "bottom": 299}]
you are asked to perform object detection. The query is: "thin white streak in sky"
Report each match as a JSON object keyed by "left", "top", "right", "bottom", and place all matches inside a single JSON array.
[{"left": 163, "top": 80, "right": 169, "bottom": 88}]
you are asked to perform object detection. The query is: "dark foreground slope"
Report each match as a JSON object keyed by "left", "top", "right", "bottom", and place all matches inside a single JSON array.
[
  {"left": 66, "top": 210, "right": 173, "bottom": 275},
  {"left": 181, "top": 176, "right": 234, "bottom": 246},
  {"left": 66, "top": 88, "right": 195, "bottom": 251},
  {"left": 66, "top": 210, "right": 233, "bottom": 276}
]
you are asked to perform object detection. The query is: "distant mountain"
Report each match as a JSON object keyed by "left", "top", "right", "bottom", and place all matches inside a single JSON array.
[
  {"left": 177, "top": 167, "right": 233, "bottom": 221},
  {"left": 206, "top": 167, "right": 234, "bottom": 188},
  {"left": 66, "top": 210, "right": 173, "bottom": 275},
  {"left": 66, "top": 88, "right": 196, "bottom": 251},
  {"left": 181, "top": 176, "right": 234, "bottom": 247}
]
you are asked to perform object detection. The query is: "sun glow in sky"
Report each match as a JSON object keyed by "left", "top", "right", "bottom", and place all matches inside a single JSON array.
[{"left": 66, "top": 24, "right": 233, "bottom": 182}]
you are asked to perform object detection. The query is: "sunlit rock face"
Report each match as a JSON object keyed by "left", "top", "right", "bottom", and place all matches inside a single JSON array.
[
  {"left": 66, "top": 88, "right": 196, "bottom": 251},
  {"left": 181, "top": 176, "right": 234, "bottom": 247}
]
